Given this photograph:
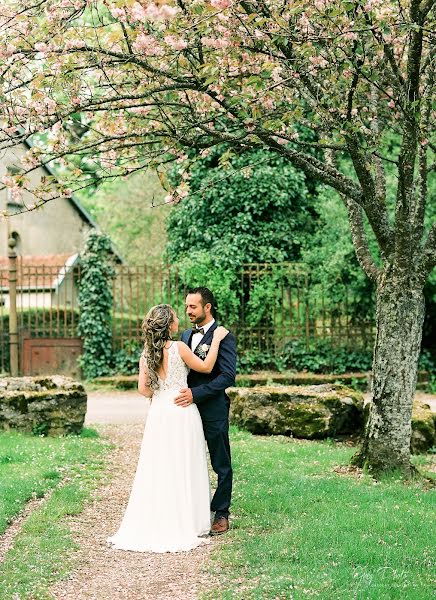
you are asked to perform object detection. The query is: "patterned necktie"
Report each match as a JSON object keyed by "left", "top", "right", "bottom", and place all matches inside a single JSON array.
[{"left": 192, "top": 326, "right": 205, "bottom": 335}]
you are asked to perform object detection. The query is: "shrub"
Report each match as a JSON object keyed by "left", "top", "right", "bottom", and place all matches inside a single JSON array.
[{"left": 238, "top": 340, "right": 373, "bottom": 375}]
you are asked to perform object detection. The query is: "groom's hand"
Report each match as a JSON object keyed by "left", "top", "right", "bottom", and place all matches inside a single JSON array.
[{"left": 174, "top": 388, "right": 193, "bottom": 407}]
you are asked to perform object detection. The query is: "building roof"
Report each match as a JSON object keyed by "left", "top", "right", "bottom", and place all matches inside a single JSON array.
[
  {"left": 18, "top": 139, "right": 123, "bottom": 263},
  {"left": 0, "top": 254, "right": 79, "bottom": 290},
  {"left": 22, "top": 139, "right": 99, "bottom": 229}
]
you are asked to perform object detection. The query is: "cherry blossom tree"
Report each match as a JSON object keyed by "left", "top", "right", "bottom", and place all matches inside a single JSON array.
[{"left": 0, "top": 0, "right": 434, "bottom": 475}]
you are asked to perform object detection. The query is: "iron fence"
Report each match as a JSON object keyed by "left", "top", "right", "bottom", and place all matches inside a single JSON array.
[
  {"left": 111, "top": 262, "right": 375, "bottom": 355},
  {"left": 0, "top": 261, "right": 375, "bottom": 374},
  {"left": 0, "top": 260, "right": 80, "bottom": 373}
]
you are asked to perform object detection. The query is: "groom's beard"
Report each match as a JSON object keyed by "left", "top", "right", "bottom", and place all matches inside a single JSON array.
[{"left": 189, "top": 312, "right": 207, "bottom": 325}]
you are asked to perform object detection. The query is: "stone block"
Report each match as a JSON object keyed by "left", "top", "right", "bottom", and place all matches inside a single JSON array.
[
  {"left": 0, "top": 376, "right": 87, "bottom": 435},
  {"left": 228, "top": 383, "right": 364, "bottom": 439}
]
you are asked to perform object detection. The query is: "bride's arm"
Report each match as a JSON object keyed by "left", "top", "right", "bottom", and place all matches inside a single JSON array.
[
  {"left": 138, "top": 354, "right": 153, "bottom": 398},
  {"left": 177, "top": 327, "right": 228, "bottom": 373}
]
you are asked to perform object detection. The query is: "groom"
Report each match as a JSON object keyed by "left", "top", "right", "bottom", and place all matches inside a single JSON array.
[{"left": 175, "top": 287, "right": 237, "bottom": 535}]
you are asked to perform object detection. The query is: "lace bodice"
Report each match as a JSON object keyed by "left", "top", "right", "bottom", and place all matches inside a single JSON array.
[{"left": 157, "top": 342, "right": 188, "bottom": 392}]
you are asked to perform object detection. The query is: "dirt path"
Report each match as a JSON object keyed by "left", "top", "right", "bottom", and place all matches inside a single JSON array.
[{"left": 50, "top": 424, "right": 220, "bottom": 600}]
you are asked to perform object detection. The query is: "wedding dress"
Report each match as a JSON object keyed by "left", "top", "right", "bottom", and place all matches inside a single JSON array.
[{"left": 107, "top": 342, "right": 211, "bottom": 553}]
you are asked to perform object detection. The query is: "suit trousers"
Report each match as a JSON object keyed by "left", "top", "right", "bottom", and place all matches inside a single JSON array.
[{"left": 203, "top": 419, "right": 233, "bottom": 518}]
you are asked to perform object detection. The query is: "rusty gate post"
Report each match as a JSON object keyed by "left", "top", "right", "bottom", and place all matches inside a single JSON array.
[{"left": 8, "top": 235, "right": 18, "bottom": 376}]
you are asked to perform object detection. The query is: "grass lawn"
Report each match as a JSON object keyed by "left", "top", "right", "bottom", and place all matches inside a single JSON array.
[
  {"left": 205, "top": 428, "right": 436, "bottom": 600},
  {"left": 0, "top": 428, "right": 110, "bottom": 599}
]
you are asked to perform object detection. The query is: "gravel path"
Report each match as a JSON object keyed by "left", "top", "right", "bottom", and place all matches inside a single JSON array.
[
  {"left": 50, "top": 423, "right": 221, "bottom": 600},
  {"left": 84, "top": 391, "right": 149, "bottom": 425},
  {"left": 49, "top": 388, "right": 436, "bottom": 599}
]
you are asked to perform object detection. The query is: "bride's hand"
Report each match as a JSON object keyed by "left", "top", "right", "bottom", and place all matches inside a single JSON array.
[{"left": 213, "top": 326, "right": 229, "bottom": 342}]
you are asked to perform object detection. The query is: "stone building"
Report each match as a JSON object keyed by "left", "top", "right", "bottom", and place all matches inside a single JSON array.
[
  {"left": 0, "top": 142, "right": 121, "bottom": 375},
  {"left": 0, "top": 141, "right": 121, "bottom": 310},
  {"left": 0, "top": 141, "right": 98, "bottom": 257}
]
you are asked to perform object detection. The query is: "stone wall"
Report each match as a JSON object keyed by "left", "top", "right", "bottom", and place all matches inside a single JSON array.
[
  {"left": 229, "top": 384, "right": 436, "bottom": 452},
  {"left": 0, "top": 376, "right": 87, "bottom": 435},
  {"left": 228, "top": 384, "right": 365, "bottom": 439}
]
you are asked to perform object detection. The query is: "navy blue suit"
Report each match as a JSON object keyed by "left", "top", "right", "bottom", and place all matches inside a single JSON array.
[{"left": 181, "top": 322, "right": 236, "bottom": 518}]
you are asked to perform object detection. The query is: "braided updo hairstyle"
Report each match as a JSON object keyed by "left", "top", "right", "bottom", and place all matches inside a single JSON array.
[{"left": 141, "top": 304, "right": 175, "bottom": 391}]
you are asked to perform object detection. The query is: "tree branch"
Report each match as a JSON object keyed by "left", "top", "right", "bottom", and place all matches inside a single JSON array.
[
  {"left": 256, "top": 131, "right": 364, "bottom": 203},
  {"left": 344, "top": 198, "right": 381, "bottom": 282},
  {"left": 393, "top": 0, "right": 425, "bottom": 271},
  {"left": 420, "top": 0, "right": 435, "bottom": 19},
  {"left": 346, "top": 138, "right": 394, "bottom": 258}
]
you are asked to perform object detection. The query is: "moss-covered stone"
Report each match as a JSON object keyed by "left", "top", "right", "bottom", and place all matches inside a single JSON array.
[
  {"left": 228, "top": 384, "right": 364, "bottom": 439},
  {"left": 0, "top": 376, "right": 86, "bottom": 436}
]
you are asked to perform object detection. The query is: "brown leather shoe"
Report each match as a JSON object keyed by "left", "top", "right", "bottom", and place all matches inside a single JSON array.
[{"left": 210, "top": 516, "right": 229, "bottom": 535}]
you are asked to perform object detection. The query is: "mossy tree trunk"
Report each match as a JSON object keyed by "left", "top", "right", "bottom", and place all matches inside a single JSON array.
[{"left": 352, "top": 272, "right": 425, "bottom": 475}]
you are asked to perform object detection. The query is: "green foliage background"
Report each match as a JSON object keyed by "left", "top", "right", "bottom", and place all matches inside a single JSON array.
[
  {"left": 78, "top": 170, "right": 169, "bottom": 265},
  {"left": 72, "top": 138, "right": 435, "bottom": 376},
  {"left": 167, "top": 147, "right": 318, "bottom": 267},
  {"left": 166, "top": 146, "right": 318, "bottom": 324}
]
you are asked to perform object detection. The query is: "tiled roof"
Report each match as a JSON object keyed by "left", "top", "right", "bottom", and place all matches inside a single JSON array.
[{"left": 0, "top": 254, "right": 78, "bottom": 290}]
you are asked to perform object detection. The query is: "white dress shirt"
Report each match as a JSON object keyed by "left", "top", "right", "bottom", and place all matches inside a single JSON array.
[{"left": 191, "top": 318, "right": 215, "bottom": 352}]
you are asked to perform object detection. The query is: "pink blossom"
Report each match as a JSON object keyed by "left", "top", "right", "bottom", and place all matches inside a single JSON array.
[
  {"left": 43, "top": 97, "right": 57, "bottom": 114},
  {"left": 108, "top": 5, "right": 126, "bottom": 21},
  {"left": 175, "top": 187, "right": 188, "bottom": 199},
  {"left": 10, "top": 187, "right": 23, "bottom": 202},
  {"left": 164, "top": 35, "right": 188, "bottom": 50},
  {"left": 211, "top": 0, "right": 231, "bottom": 9},
  {"left": 0, "top": 44, "right": 15, "bottom": 59},
  {"left": 388, "top": 100, "right": 395, "bottom": 108},
  {"left": 34, "top": 42, "right": 48, "bottom": 53},
  {"left": 145, "top": 3, "right": 179, "bottom": 21},
  {"left": 51, "top": 122, "right": 62, "bottom": 134},
  {"left": 130, "top": 106, "right": 152, "bottom": 116},
  {"left": 4, "top": 125, "right": 17, "bottom": 136},
  {"left": 263, "top": 97, "right": 275, "bottom": 110},
  {"left": 1, "top": 175, "right": 14, "bottom": 187},
  {"left": 201, "top": 37, "right": 230, "bottom": 49},
  {"left": 130, "top": 2, "right": 147, "bottom": 21},
  {"left": 133, "top": 33, "right": 163, "bottom": 56},
  {"left": 271, "top": 66, "right": 282, "bottom": 82},
  {"left": 309, "top": 55, "right": 328, "bottom": 69},
  {"left": 1, "top": 175, "right": 23, "bottom": 202},
  {"left": 344, "top": 31, "right": 358, "bottom": 41},
  {"left": 65, "top": 39, "right": 85, "bottom": 50}
]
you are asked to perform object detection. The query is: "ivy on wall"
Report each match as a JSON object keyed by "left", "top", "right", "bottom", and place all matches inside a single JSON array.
[{"left": 78, "top": 231, "right": 115, "bottom": 379}]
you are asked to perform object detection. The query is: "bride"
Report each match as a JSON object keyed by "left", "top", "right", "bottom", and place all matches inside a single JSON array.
[{"left": 108, "top": 303, "right": 229, "bottom": 553}]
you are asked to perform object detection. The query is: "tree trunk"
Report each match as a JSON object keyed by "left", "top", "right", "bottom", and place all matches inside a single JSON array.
[{"left": 352, "top": 271, "right": 425, "bottom": 476}]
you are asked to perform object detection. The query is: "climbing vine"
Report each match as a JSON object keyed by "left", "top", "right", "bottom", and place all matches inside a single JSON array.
[{"left": 78, "top": 231, "right": 115, "bottom": 379}]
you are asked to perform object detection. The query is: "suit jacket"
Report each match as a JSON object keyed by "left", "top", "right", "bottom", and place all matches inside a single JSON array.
[{"left": 181, "top": 321, "right": 237, "bottom": 422}]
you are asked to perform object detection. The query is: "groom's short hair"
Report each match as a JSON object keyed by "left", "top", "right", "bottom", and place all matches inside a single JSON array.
[{"left": 187, "top": 286, "right": 217, "bottom": 317}]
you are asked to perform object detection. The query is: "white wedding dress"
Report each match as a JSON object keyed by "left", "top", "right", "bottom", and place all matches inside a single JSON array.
[{"left": 107, "top": 342, "right": 211, "bottom": 553}]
